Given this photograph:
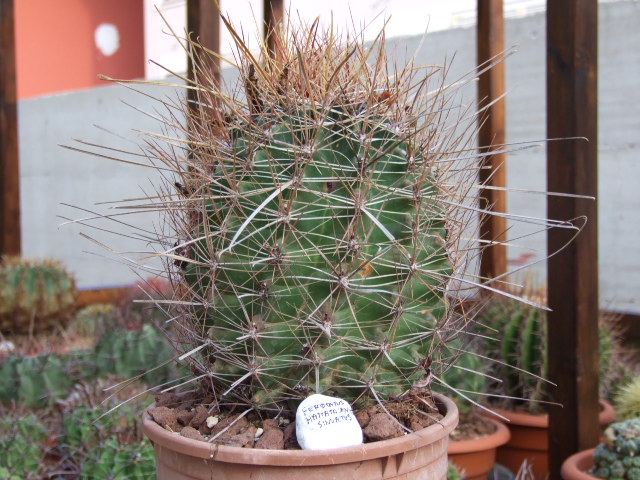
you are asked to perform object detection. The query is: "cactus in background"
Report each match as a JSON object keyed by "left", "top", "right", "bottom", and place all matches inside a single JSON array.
[
  {"left": 78, "top": 438, "right": 156, "bottom": 480},
  {"left": 475, "top": 295, "right": 548, "bottom": 413},
  {"left": 0, "top": 324, "right": 175, "bottom": 407},
  {"left": 475, "top": 290, "right": 629, "bottom": 413},
  {"left": 441, "top": 341, "right": 486, "bottom": 419},
  {"left": 0, "top": 257, "right": 77, "bottom": 334},
  {"left": 156, "top": 17, "right": 483, "bottom": 412},
  {"left": 10, "top": 354, "right": 74, "bottom": 407},
  {"left": 592, "top": 418, "right": 640, "bottom": 480},
  {"left": 616, "top": 376, "right": 640, "bottom": 421},
  {"left": 0, "top": 414, "right": 47, "bottom": 479},
  {"left": 68, "top": 303, "right": 118, "bottom": 339},
  {"left": 94, "top": 323, "right": 175, "bottom": 385}
]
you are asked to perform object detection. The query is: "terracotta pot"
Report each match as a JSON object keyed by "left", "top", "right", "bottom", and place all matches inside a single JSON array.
[
  {"left": 448, "top": 417, "right": 511, "bottom": 480},
  {"left": 143, "top": 393, "right": 458, "bottom": 480},
  {"left": 560, "top": 448, "right": 602, "bottom": 480},
  {"left": 491, "top": 400, "right": 614, "bottom": 480}
]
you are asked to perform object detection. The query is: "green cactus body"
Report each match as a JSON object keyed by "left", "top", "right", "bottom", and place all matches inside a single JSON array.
[
  {"left": 168, "top": 25, "right": 469, "bottom": 412},
  {"left": 592, "top": 418, "right": 640, "bottom": 480},
  {"left": 616, "top": 376, "right": 640, "bottom": 421},
  {"left": 0, "top": 414, "right": 47, "bottom": 478},
  {"left": 79, "top": 439, "right": 156, "bottom": 480},
  {"left": 476, "top": 297, "right": 547, "bottom": 411},
  {"left": 94, "top": 324, "right": 174, "bottom": 384},
  {"left": 0, "top": 257, "right": 77, "bottom": 333}
]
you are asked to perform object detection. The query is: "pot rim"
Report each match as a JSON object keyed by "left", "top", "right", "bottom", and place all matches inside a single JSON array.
[
  {"left": 487, "top": 399, "right": 612, "bottom": 429},
  {"left": 447, "top": 416, "right": 511, "bottom": 454},
  {"left": 560, "top": 448, "right": 602, "bottom": 480},
  {"left": 143, "top": 392, "right": 458, "bottom": 467}
]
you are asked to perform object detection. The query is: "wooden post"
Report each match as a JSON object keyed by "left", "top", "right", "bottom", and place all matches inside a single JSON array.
[
  {"left": 0, "top": 0, "right": 21, "bottom": 256},
  {"left": 477, "top": 0, "right": 507, "bottom": 281},
  {"left": 547, "top": 1, "right": 599, "bottom": 478},
  {"left": 264, "top": 0, "right": 284, "bottom": 58},
  {"left": 187, "top": 0, "right": 220, "bottom": 91}
]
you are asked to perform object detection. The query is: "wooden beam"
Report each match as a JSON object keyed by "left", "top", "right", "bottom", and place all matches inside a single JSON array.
[
  {"left": 187, "top": 0, "right": 220, "bottom": 91},
  {"left": 547, "top": 1, "right": 599, "bottom": 477},
  {"left": 0, "top": 0, "right": 21, "bottom": 256},
  {"left": 264, "top": 0, "right": 284, "bottom": 58},
  {"left": 477, "top": 0, "right": 507, "bottom": 281}
]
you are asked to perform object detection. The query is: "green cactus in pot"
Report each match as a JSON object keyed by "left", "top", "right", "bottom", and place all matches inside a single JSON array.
[
  {"left": 160, "top": 22, "right": 489, "bottom": 413},
  {"left": 79, "top": 18, "right": 517, "bottom": 417}
]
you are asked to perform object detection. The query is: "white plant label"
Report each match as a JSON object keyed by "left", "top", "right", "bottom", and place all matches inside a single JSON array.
[{"left": 296, "top": 393, "right": 363, "bottom": 450}]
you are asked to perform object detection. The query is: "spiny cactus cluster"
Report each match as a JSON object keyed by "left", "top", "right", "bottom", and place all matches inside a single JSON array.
[
  {"left": 63, "top": 402, "right": 156, "bottom": 478},
  {"left": 592, "top": 418, "right": 640, "bottom": 480},
  {"left": 155, "top": 20, "right": 482, "bottom": 411},
  {"left": 68, "top": 303, "right": 118, "bottom": 339},
  {"left": 0, "top": 414, "right": 47, "bottom": 479},
  {"left": 474, "top": 287, "right": 626, "bottom": 413},
  {"left": 0, "top": 257, "right": 77, "bottom": 334},
  {"left": 616, "top": 376, "right": 640, "bottom": 421},
  {"left": 94, "top": 323, "right": 175, "bottom": 385},
  {"left": 0, "top": 324, "right": 174, "bottom": 407},
  {"left": 474, "top": 294, "right": 547, "bottom": 412}
]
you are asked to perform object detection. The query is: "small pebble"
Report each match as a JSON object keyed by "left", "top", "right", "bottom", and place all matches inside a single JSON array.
[{"left": 206, "top": 416, "right": 219, "bottom": 429}]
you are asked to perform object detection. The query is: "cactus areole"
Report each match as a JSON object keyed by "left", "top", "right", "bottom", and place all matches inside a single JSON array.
[{"left": 165, "top": 23, "right": 477, "bottom": 414}]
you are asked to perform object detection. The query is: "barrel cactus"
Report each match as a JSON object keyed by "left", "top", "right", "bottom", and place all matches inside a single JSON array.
[
  {"left": 474, "top": 294, "right": 548, "bottom": 412},
  {"left": 147, "top": 21, "right": 486, "bottom": 413},
  {"left": 0, "top": 257, "right": 77, "bottom": 334}
]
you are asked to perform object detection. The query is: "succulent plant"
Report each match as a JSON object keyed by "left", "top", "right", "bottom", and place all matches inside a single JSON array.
[
  {"left": 592, "top": 418, "right": 640, "bottom": 480},
  {"left": 0, "top": 322, "right": 174, "bottom": 407},
  {"left": 145, "top": 20, "right": 489, "bottom": 413},
  {"left": 0, "top": 257, "right": 77, "bottom": 334},
  {"left": 616, "top": 376, "right": 640, "bottom": 421},
  {"left": 0, "top": 354, "right": 74, "bottom": 407},
  {"left": 94, "top": 323, "right": 176, "bottom": 385},
  {"left": 474, "top": 287, "right": 627, "bottom": 413},
  {"left": 474, "top": 294, "right": 548, "bottom": 413},
  {"left": 78, "top": 438, "right": 156, "bottom": 480},
  {"left": 0, "top": 414, "right": 47, "bottom": 479},
  {"left": 68, "top": 302, "right": 118, "bottom": 339}
]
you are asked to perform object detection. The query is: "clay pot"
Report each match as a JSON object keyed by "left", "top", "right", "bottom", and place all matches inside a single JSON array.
[
  {"left": 491, "top": 400, "right": 614, "bottom": 479},
  {"left": 143, "top": 393, "right": 458, "bottom": 480},
  {"left": 448, "top": 418, "right": 511, "bottom": 480},
  {"left": 560, "top": 448, "right": 602, "bottom": 480}
]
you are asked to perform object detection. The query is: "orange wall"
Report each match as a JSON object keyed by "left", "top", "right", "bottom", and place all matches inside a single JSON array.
[{"left": 14, "top": 0, "right": 144, "bottom": 100}]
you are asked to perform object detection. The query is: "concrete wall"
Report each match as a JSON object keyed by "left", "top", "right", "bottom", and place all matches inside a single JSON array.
[{"left": 18, "top": 1, "right": 640, "bottom": 313}]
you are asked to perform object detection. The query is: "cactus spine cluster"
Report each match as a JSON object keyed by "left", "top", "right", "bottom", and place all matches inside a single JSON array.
[
  {"left": 592, "top": 418, "right": 640, "bottom": 480},
  {"left": 160, "top": 21, "right": 478, "bottom": 411},
  {"left": 0, "top": 257, "right": 77, "bottom": 333}
]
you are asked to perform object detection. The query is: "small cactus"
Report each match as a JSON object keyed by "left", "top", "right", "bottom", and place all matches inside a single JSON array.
[
  {"left": 592, "top": 418, "right": 640, "bottom": 480},
  {"left": 475, "top": 294, "right": 548, "bottom": 413},
  {"left": 0, "top": 414, "right": 47, "bottom": 479},
  {"left": 68, "top": 303, "right": 118, "bottom": 339},
  {"left": 0, "top": 257, "right": 77, "bottom": 334},
  {"left": 94, "top": 323, "right": 175, "bottom": 385},
  {"left": 616, "top": 376, "right": 640, "bottom": 421}
]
